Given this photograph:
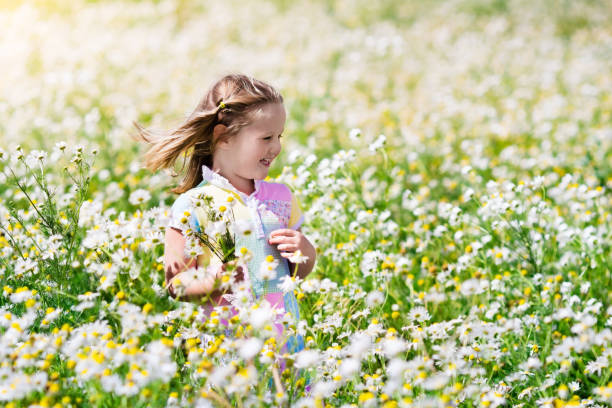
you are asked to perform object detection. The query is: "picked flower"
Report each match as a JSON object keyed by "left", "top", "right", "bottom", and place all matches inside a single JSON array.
[
  {"left": 233, "top": 219, "right": 254, "bottom": 237},
  {"left": 288, "top": 249, "right": 309, "bottom": 264},
  {"left": 235, "top": 246, "right": 253, "bottom": 263},
  {"left": 225, "top": 194, "right": 237, "bottom": 208},
  {"left": 204, "top": 220, "right": 227, "bottom": 237}
]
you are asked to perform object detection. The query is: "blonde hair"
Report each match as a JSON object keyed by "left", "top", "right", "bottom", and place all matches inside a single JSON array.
[{"left": 134, "top": 73, "right": 284, "bottom": 193}]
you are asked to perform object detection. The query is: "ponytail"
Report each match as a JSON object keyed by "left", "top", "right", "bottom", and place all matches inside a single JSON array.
[
  {"left": 133, "top": 107, "right": 219, "bottom": 193},
  {"left": 133, "top": 73, "right": 283, "bottom": 194}
]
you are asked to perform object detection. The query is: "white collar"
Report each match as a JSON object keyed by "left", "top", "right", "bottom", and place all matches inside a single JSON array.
[{"left": 200, "top": 165, "right": 261, "bottom": 199}]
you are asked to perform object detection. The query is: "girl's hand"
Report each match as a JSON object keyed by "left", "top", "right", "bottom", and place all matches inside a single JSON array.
[
  {"left": 268, "top": 229, "right": 310, "bottom": 259},
  {"left": 268, "top": 228, "right": 316, "bottom": 279}
]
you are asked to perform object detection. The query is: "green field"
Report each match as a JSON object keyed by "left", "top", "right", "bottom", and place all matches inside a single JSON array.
[{"left": 1, "top": 0, "right": 611, "bottom": 406}]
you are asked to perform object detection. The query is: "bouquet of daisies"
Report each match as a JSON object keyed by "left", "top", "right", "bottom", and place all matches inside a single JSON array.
[
  {"left": 186, "top": 192, "right": 258, "bottom": 307},
  {"left": 188, "top": 192, "right": 253, "bottom": 264},
  {"left": 167, "top": 192, "right": 255, "bottom": 303}
]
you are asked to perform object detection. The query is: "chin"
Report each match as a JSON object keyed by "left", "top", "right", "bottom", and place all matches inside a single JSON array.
[{"left": 254, "top": 168, "right": 270, "bottom": 179}]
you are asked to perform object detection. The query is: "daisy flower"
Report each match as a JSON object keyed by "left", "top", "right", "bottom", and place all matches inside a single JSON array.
[{"left": 288, "top": 250, "right": 309, "bottom": 264}]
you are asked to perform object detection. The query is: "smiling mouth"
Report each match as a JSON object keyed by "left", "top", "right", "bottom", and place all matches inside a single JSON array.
[{"left": 260, "top": 158, "right": 272, "bottom": 167}]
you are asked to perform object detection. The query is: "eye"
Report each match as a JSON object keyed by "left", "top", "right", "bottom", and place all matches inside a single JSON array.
[{"left": 263, "top": 134, "right": 283, "bottom": 140}]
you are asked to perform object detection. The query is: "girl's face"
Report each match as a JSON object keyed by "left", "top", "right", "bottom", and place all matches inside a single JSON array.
[{"left": 212, "top": 103, "right": 286, "bottom": 194}]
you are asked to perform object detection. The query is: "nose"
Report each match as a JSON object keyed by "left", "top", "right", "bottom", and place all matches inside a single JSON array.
[{"left": 270, "top": 136, "right": 282, "bottom": 157}]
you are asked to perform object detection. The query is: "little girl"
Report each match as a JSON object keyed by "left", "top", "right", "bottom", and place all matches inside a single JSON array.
[{"left": 136, "top": 73, "right": 316, "bottom": 358}]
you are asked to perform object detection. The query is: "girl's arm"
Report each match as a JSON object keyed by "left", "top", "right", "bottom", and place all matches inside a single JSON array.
[
  {"left": 164, "top": 227, "right": 230, "bottom": 302},
  {"left": 288, "top": 259, "right": 314, "bottom": 280}
]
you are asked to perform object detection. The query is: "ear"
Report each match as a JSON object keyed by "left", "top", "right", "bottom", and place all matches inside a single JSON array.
[{"left": 213, "top": 124, "right": 228, "bottom": 146}]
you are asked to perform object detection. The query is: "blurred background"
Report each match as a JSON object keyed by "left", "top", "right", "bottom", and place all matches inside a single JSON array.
[{"left": 1, "top": 0, "right": 611, "bottom": 203}]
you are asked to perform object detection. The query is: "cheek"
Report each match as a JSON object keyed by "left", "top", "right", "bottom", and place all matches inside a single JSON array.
[
  {"left": 255, "top": 145, "right": 268, "bottom": 157},
  {"left": 237, "top": 143, "right": 256, "bottom": 161}
]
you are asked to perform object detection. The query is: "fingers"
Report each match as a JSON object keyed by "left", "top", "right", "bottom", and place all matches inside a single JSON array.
[
  {"left": 269, "top": 229, "right": 304, "bottom": 260},
  {"left": 269, "top": 228, "right": 296, "bottom": 236},
  {"left": 277, "top": 243, "right": 298, "bottom": 252},
  {"left": 268, "top": 229, "right": 297, "bottom": 240},
  {"left": 268, "top": 234, "right": 298, "bottom": 245}
]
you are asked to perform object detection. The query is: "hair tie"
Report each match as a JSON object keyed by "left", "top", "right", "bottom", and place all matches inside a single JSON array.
[{"left": 218, "top": 101, "right": 226, "bottom": 110}]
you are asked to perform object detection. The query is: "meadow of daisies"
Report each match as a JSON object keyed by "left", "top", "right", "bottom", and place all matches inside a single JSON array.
[{"left": 1, "top": 0, "right": 612, "bottom": 406}]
